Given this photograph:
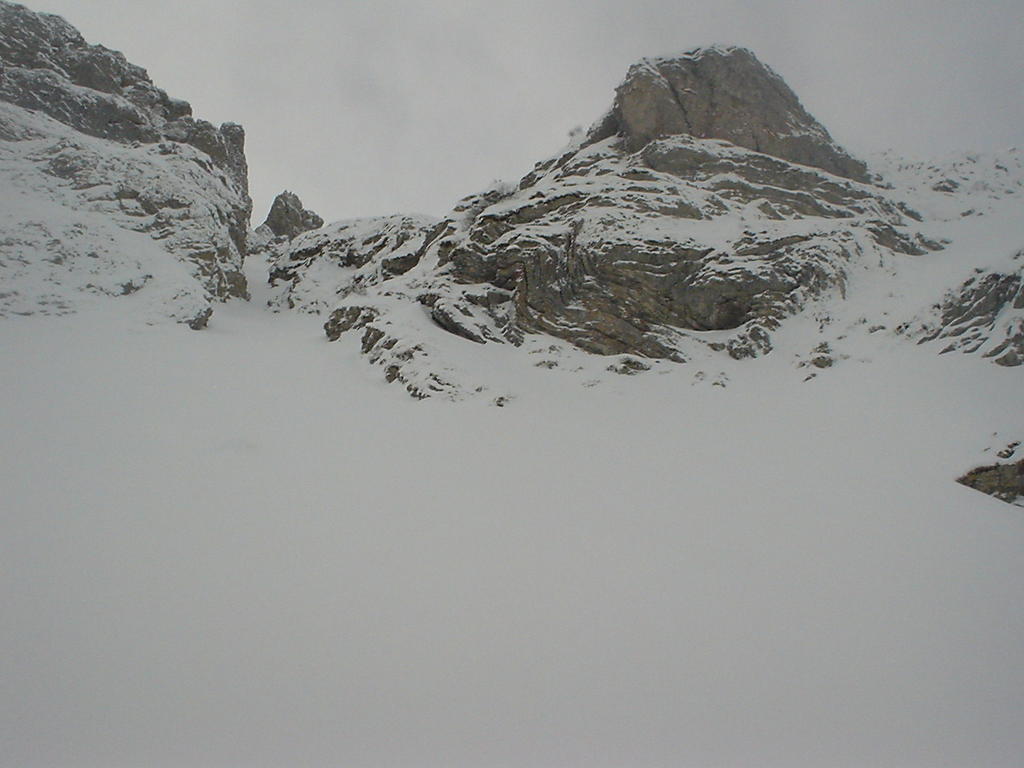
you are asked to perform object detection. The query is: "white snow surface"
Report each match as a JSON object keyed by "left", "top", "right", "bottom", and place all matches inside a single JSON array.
[{"left": 3, "top": 181, "right": 1024, "bottom": 766}]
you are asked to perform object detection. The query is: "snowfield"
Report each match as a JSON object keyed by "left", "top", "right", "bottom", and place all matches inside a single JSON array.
[
  {"left": 2, "top": 249, "right": 1023, "bottom": 768},
  {"left": 4, "top": 5, "right": 1021, "bottom": 765}
]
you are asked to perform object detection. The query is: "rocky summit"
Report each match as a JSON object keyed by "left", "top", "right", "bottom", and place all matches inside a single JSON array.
[
  {"left": 258, "top": 190, "right": 324, "bottom": 241},
  {"left": 269, "top": 45, "right": 971, "bottom": 395},
  {"left": 585, "top": 45, "right": 869, "bottom": 181}
]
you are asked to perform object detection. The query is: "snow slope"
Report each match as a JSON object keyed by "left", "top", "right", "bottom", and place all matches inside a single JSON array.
[
  {"left": 2, "top": 249, "right": 1024, "bottom": 768},
  {"left": 2, "top": 9, "right": 1022, "bottom": 765}
]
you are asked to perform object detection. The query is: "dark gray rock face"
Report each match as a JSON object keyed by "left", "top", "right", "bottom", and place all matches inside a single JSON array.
[
  {"left": 586, "top": 46, "right": 869, "bottom": 182},
  {"left": 262, "top": 191, "right": 324, "bottom": 240},
  {"left": 425, "top": 135, "right": 915, "bottom": 362}
]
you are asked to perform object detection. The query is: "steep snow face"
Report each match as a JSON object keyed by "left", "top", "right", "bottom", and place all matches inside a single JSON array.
[
  {"left": 872, "top": 147, "right": 1024, "bottom": 221},
  {"left": 872, "top": 149, "right": 1024, "bottom": 367},
  {"left": 0, "top": 0, "right": 251, "bottom": 326}
]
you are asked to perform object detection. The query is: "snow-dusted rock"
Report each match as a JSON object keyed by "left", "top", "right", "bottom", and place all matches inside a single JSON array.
[
  {"left": 267, "top": 48, "right": 945, "bottom": 395},
  {"left": 267, "top": 214, "right": 440, "bottom": 313},
  {"left": 426, "top": 134, "right": 926, "bottom": 362},
  {"left": 0, "top": 0, "right": 248, "bottom": 190},
  {"left": 958, "top": 458, "right": 1024, "bottom": 504},
  {"left": 586, "top": 45, "right": 870, "bottom": 181},
  {"left": 0, "top": 0, "right": 251, "bottom": 325},
  {"left": 258, "top": 190, "right": 323, "bottom": 241},
  {"left": 872, "top": 149, "right": 1024, "bottom": 367},
  {"left": 918, "top": 251, "right": 1024, "bottom": 367}
]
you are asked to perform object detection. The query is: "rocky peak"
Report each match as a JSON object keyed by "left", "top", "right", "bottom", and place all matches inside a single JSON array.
[
  {"left": 270, "top": 42, "right": 946, "bottom": 398},
  {"left": 587, "top": 45, "right": 869, "bottom": 182},
  {"left": 261, "top": 191, "right": 324, "bottom": 240},
  {"left": 0, "top": 0, "right": 249, "bottom": 192}
]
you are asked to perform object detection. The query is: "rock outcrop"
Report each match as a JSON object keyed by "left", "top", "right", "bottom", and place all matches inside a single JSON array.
[
  {"left": 260, "top": 190, "right": 324, "bottom": 240},
  {"left": 959, "top": 459, "right": 1024, "bottom": 504},
  {"left": 267, "top": 48, "right": 933, "bottom": 396},
  {"left": 0, "top": 0, "right": 251, "bottom": 325},
  {"left": 919, "top": 257, "right": 1023, "bottom": 367},
  {"left": 267, "top": 214, "right": 438, "bottom": 313},
  {"left": 585, "top": 45, "right": 869, "bottom": 182},
  {"left": 0, "top": 1, "right": 248, "bottom": 191}
]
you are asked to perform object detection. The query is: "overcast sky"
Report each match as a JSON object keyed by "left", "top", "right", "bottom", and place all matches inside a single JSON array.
[{"left": 35, "top": 0, "right": 1024, "bottom": 223}]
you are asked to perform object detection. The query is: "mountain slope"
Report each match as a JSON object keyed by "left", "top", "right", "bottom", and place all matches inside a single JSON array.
[
  {"left": 3, "top": 272, "right": 1023, "bottom": 766},
  {"left": 0, "top": 0, "right": 251, "bottom": 326},
  {"left": 2, "top": 6, "right": 1024, "bottom": 767},
  {"left": 265, "top": 47, "right": 1022, "bottom": 404}
]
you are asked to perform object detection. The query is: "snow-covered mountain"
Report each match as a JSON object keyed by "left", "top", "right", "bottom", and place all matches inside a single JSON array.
[
  {"left": 266, "top": 45, "right": 1022, "bottom": 407},
  {"left": 2, "top": 4, "right": 1023, "bottom": 767},
  {"left": 0, "top": 0, "right": 250, "bottom": 327}
]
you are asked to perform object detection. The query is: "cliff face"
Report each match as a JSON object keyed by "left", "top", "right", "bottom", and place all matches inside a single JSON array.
[{"left": 0, "top": 0, "right": 251, "bottom": 326}]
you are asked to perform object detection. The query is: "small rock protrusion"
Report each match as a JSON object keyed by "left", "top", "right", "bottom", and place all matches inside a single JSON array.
[{"left": 261, "top": 191, "right": 324, "bottom": 240}]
